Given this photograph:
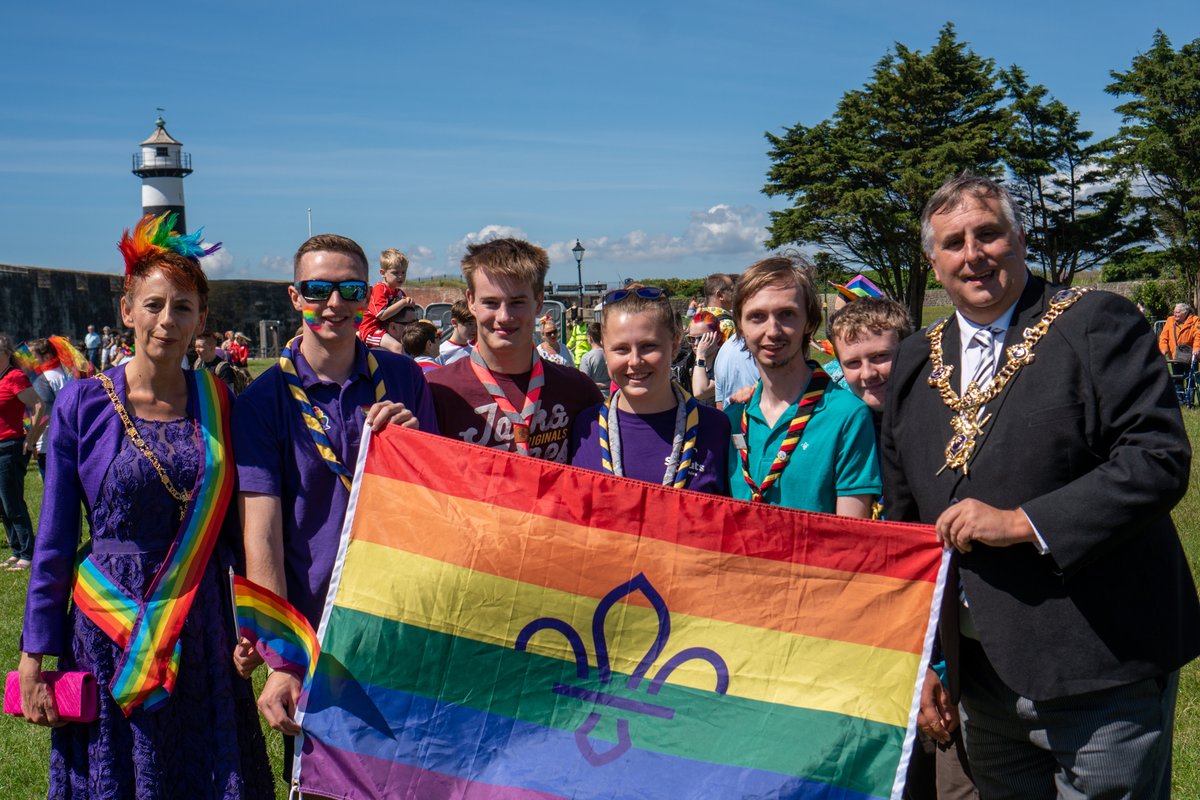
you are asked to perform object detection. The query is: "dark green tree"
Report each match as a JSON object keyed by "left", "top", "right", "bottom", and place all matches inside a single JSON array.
[
  {"left": 1106, "top": 31, "right": 1200, "bottom": 301},
  {"left": 1001, "top": 66, "right": 1149, "bottom": 286},
  {"left": 763, "top": 23, "right": 1008, "bottom": 321}
]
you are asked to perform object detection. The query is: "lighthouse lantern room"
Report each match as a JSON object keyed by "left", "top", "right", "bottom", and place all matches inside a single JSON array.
[{"left": 131, "top": 115, "right": 193, "bottom": 233}]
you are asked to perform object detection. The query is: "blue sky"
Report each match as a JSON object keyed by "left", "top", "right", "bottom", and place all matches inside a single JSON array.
[{"left": 1, "top": 1, "right": 1196, "bottom": 286}]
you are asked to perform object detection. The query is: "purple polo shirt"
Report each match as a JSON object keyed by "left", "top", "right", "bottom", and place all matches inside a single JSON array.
[
  {"left": 569, "top": 402, "right": 731, "bottom": 495},
  {"left": 233, "top": 342, "right": 437, "bottom": 625}
]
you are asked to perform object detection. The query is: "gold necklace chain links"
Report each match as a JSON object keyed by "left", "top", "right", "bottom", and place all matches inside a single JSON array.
[
  {"left": 97, "top": 373, "right": 193, "bottom": 510},
  {"left": 926, "top": 286, "right": 1092, "bottom": 473}
]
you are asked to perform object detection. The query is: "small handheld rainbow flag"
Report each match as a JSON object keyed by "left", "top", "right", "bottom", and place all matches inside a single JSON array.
[{"left": 230, "top": 571, "right": 320, "bottom": 682}]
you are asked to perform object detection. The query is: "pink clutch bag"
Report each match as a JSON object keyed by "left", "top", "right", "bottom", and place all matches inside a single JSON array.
[{"left": 4, "top": 670, "right": 99, "bottom": 723}]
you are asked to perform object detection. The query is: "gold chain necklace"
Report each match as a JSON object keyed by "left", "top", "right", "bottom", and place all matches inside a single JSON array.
[
  {"left": 927, "top": 287, "right": 1091, "bottom": 475},
  {"left": 97, "top": 373, "right": 194, "bottom": 517}
]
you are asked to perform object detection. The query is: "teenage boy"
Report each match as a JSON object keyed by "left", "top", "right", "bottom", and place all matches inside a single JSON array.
[
  {"left": 359, "top": 247, "right": 413, "bottom": 354},
  {"left": 724, "top": 256, "right": 880, "bottom": 516},
  {"left": 232, "top": 234, "right": 437, "bottom": 760},
  {"left": 438, "top": 299, "right": 476, "bottom": 366},
  {"left": 428, "top": 238, "right": 602, "bottom": 463},
  {"left": 827, "top": 297, "right": 912, "bottom": 421}
]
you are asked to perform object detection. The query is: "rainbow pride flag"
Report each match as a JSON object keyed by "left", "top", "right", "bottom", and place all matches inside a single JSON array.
[
  {"left": 293, "top": 427, "right": 946, "bottom": 799},
  {"left": 231, "top": 573, "right": 320, "bottom": 682}
]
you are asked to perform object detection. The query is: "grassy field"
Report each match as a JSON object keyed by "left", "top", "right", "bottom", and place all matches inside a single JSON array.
[{"left": 1, "top": 404, "right": 1197, "bottom": 797}]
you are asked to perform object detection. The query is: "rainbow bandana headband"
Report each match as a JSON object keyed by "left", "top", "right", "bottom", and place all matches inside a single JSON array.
[
  {"left": 72, "top": 370, "right": 234, "bottom": 714},
  {"left": 279, "top": 336, "right": 385, "bottom": 491}
]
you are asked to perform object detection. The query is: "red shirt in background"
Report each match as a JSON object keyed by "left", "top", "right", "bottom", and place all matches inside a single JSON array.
[
  {"left": 358, "top": 283, "right": 406, "bottom": 346},
  {"left": 0, "top": 366, "right": 34, "bottom": 441}
]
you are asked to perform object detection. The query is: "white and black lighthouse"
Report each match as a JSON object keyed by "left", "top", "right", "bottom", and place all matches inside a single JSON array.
[{"left": 131, "top": 115, "right": 193, "bottom": 233}]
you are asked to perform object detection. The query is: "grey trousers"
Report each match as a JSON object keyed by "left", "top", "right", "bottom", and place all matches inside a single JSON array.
[{"left": 958, "top": 638, "right": 1177, "bottom": 800}]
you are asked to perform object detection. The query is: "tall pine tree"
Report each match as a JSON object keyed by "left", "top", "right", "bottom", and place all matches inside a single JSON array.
[
  {"left": 1106, "top": 31, "right": 1200, "bottom": 301},
  {"left": 1002, "top": 66, "right": 1148, "bottom": 286},
  {"left": 764, "top": 23, "right": 1008, "bottom": 321}
]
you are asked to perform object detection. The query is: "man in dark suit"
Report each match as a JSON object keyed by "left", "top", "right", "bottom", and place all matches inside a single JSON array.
[{"left": 882, "top": 174, "right": 1200, "bottom": 799}]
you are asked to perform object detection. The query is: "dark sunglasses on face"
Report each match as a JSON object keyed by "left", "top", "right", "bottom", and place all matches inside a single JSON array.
[
  {"left": 543, "top": 329, "right": 559, "bottom": 337},
  {"left": 603, "top": 286, "right": 667, "bottom": 304},
  {"left": 294, "top": 280, "right": 369, "bottom": 302}
]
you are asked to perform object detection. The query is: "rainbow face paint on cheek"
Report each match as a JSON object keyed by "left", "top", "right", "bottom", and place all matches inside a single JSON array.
[
  {"left": 354, "top": 309, "right": 364, "bottom": 329},
  {"left": 303, "top": 306, "right": 322, "bottom": 332}
]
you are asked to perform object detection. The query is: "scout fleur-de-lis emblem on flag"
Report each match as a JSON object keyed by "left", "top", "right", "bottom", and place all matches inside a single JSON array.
[{"left": 515, "top": 573, "right": 729, "bottom": 766}]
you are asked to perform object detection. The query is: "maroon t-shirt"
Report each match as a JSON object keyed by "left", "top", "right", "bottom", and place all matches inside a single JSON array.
[
  {"left": 428, "top": 356, "right": 603, "bottom": 463},
  {"left": 0, "top": 366, "right": 33, "bottom": 441}
]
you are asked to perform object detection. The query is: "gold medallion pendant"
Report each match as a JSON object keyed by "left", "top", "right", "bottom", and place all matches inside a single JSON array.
[{"left": 927, "top": 287, "right": 1090, "bottom": 475}]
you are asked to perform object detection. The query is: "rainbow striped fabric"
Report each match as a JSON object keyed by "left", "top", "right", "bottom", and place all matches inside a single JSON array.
[
  {"left": 293, "top": 427, "right": 946, "bottom": 799},
  {"left": 73, "top": 370, "right": 234, "bottom": 714},
  {"left": 232, "top": 573, "right": 320, "bottom": 682}
]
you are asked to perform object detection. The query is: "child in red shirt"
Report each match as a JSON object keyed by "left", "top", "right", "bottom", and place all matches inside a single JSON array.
[{"left": 359, "top": 248, "right": 412, "bottom": 353}]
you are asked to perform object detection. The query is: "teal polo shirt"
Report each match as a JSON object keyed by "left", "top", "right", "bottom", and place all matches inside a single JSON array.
[{"left": 725, "top": 369, "right": 881, "bottom": 512}]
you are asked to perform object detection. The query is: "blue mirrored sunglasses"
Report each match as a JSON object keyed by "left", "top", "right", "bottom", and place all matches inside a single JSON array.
[
  {"left": 603, "top": 286, "right": 666, "bottom": 304},
  {"left": 295, "top": 280, "right": 369, "bottom": 302}
]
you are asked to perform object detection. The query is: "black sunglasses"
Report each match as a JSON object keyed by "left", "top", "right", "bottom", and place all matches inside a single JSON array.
[
  {"left": 603, "top": 286, "right": 666, "bottom": 304},
  {"left": 294, "top": 280, "right": 369, "bottom": 302}
]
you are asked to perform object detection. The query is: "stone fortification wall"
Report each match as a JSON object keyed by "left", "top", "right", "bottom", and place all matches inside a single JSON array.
[{"left": 0, "top": 264, "right": 470, "bottom": 353}]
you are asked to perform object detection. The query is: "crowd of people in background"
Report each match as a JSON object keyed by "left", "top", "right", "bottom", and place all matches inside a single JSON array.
[{"left": 3, "top": 173, "right": 1198, "bottom": 800}]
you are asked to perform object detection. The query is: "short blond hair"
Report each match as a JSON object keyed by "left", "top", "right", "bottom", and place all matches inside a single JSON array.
[
  {"left": 461, "top": 238, "right": 548, "bottom": 296},
  {"left": 733, "top": 255, "right": 821, "bottom": 352},
  {"left": 380, "top": 248, "right": 409, "bottom": 273},
  {"left": 828, "top": 297, "right": 913, "bottom": 355}
]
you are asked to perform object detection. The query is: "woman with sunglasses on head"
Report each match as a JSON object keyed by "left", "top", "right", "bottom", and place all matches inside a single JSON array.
[
  {"left": 18, "top": 213, "right": 273, "bottom": 798},
  {"left": 570, "top": 285, "right": 730, "bottom": 494},
  {"left": 535, "top": 314, "right": 574, "bottom": 367}
]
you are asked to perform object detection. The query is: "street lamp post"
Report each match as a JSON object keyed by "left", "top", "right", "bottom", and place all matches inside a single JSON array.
[{"left": 572, "top": 239, "right": 586, "bottom": 316}]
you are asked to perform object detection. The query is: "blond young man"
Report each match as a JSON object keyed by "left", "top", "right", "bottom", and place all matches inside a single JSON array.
[
  {"left": 427, "top": 238, "right": 602, "bottom": 462},
  {"left": 723, "top": 256, "right": 880, "bottom": 516}
]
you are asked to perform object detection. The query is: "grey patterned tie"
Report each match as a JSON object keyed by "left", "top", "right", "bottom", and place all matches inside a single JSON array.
[{"left": 968, "top": 327, "right": 1003, "bottom": 391}]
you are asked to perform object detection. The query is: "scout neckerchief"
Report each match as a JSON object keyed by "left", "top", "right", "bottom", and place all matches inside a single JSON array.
[
  {"left": 599, "top": 382, "right": 700, "bottom": 488},
  {"left": 927, "top": 287, "right": 1091, "bottom": 475},
  {"left": 278, "top": 336, "right": 385, "bottom": 491},
  {"left": 469, "top": 347, "right": 544, "bottom": 455},
  {"left": 739, "top": 367, "right": 831, "bottom": 503},
  {"left": 74, "top": 369, "right": 234, "bottom": 714}
]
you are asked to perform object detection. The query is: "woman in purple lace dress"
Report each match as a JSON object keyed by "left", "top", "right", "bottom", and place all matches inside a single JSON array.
[{"left": 17, "top": 217, "right": 272, "bottom": 799}]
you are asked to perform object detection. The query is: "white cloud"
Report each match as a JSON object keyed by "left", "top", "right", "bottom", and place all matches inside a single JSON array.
[
  {"left": 547, "top": 204, "right": 769, "bottom": 265},
  {"left": 446, "top": 224, "right": 531, "bottom": 267},
  {"left": 258, "top": 255, "right": 292, "bottom": 279},
  {"left": 199, "top": 246, "right": 234, "bottom": 277}
]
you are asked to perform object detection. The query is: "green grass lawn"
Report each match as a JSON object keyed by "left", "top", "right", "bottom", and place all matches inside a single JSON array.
[{"left": 1, "top": 408, "right": 1198, "bottom": 798}]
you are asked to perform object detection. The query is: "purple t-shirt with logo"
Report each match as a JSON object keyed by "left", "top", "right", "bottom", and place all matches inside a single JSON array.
[
  {"left": 569, "top": 402, "right": 731, "bottom": 495},
  {"left": 428, "top": 356, "right": 603, "bottom": 463},
  {"left": 233, "top": 343, "right": 437, "bottom": 625}
]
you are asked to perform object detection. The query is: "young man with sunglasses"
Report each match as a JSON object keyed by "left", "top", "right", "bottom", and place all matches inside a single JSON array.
[
  {"left": 428, "top": 237, "right": 601, "bottom": 462},
  {"left": 230, "top": 234, "right": 438, "bottom": 772}
]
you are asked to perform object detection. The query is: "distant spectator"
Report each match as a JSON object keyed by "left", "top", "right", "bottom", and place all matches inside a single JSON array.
[
  {"left": 699, "top": 274, "right": 737, "bottom": 341},
  {"left": 112, "top": 331, "right": 135, "bottom": 366},
  {"left": 193, "top": 331, "right": 237, "bottom": 389},
  {"left": 28, "top": 338, "right": 71, "bottom": 478},
  {"left": 378, "top": 298, "right": 421, "bottom": 348},
  {"left": 1158, "top": 302, "right": 1199, "bottom": 367},
  {"left": 687, "top": 311, "right": 723, "bottom": 404},
  {"left": 577, "top": 322, "right": 609, "bottom": 398},
  {"left": 228, "top": 332, "right": 250, "bottom": 368},
  {"left": 536, "top": 314, "right": 574, "bottom": 367},
  {"left": 0, "top": 333, "right": 43, "bottom": 571},
  {"left": 402, "top": 321, "right": 442, "bottom": 373},
  {"left": 360, "top": 248, "right": 411, "bottom": 354},
  {"left": 438, "top": 299, "right": 476, "bottom": 366},
  {"left": 83, "top": 324, "right": 101, "bottom": 367},
  {"left": 99, "top": 326, "right": 114, "bottom": 369}
]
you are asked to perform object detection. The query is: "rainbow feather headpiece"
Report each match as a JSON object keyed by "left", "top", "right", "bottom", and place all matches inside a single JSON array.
[{"left": 118, "top": 212, "right": 221, "bottom": 277}]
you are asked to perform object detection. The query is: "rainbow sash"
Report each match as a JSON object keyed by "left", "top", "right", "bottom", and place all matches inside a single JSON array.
[{"left": 72, "top": 370, "right": 234, "bottom": 715}]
